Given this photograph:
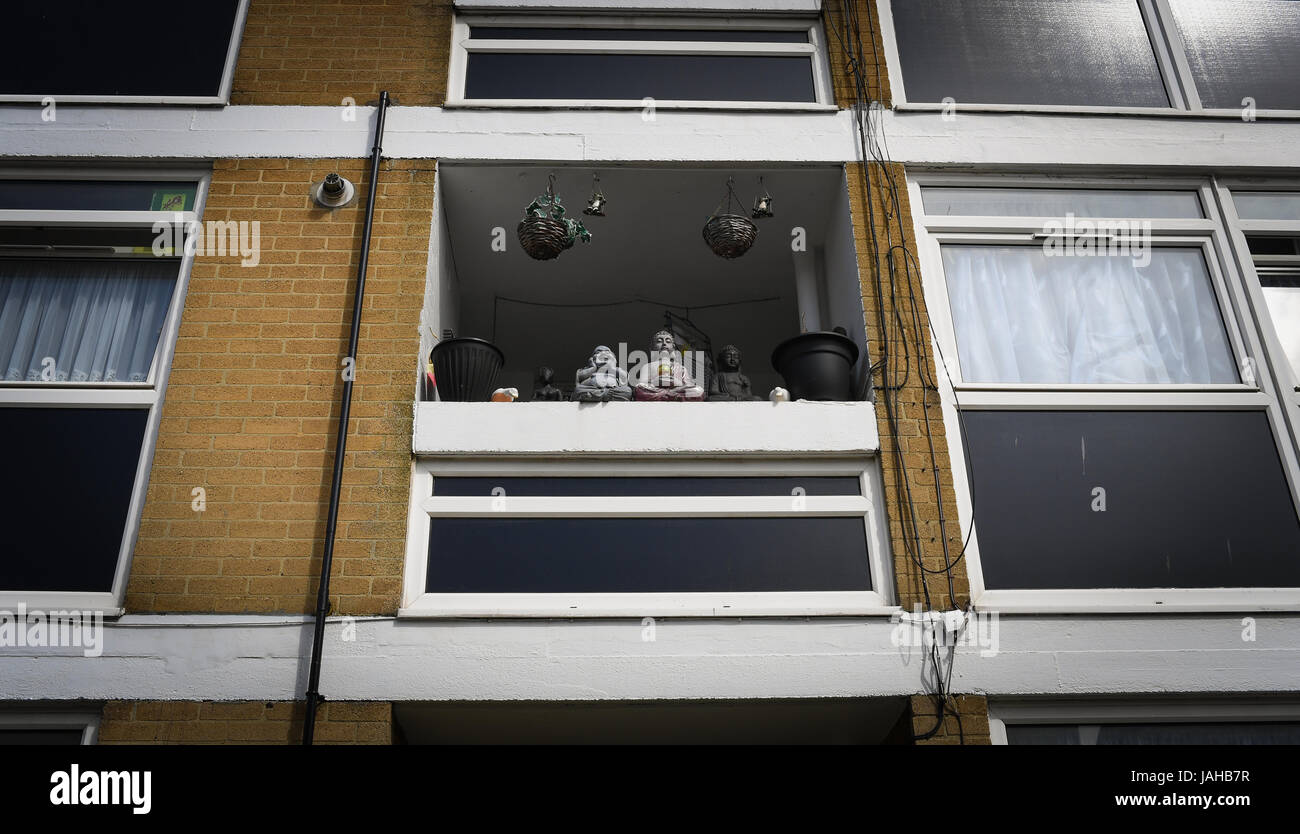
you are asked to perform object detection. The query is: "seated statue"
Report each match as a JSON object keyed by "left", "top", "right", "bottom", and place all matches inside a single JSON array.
[
  {"left": 634, "top": 329, "right": 705, "bottom": 402},
  {"left": 708, "top": 344, "right": 762, "bottom": 401},
  {"left": 531, "top": 366, "right": 565, "bottom": 401},
  {"left": 573, "top": 345, "right": 632, "bottom": 402}
]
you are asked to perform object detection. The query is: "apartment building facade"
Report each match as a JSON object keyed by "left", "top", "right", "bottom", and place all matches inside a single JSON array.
[{"left": 1, "top": 0, "right": 1298, "bottom": 745}]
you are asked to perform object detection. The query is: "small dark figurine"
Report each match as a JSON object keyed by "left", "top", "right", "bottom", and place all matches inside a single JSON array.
[
  {"left": 708, "top": 344, "right": 762, "bottom": 401},
  {"left": 531, "top": 366, "right": 565, "bottom": 401},
  {"left": 574, "top": 345, "right": 633, "bottom": 402}
]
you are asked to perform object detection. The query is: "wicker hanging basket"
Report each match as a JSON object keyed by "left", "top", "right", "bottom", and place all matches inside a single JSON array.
[
  {"left": 517, "top": 173, "right": 591, "bottom": 261},
  {"left": 702, "top": 214, "right": 758, "bottom": 259},
  {"left": 703, "top": 176, "right": 760, "bottom": 259},
  {"left": 517, "top": 216, "right": 574, "bottom": 261}
]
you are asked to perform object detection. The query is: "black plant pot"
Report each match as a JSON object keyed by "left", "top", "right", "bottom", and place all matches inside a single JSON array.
[
  {"left": 771, "top": 331, "right": 860, "bottom": 401},
  {"left": 430, "top": 337, "right": 505, "bottom": 402}
]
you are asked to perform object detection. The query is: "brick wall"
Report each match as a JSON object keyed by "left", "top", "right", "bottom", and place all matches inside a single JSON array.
[
  {"left": 825, "top": 0, "right": 893, "bottom": 107},
  {"left": 232, "top": 0, "right": 453, "bottom": 106},
  {"left": 127, "top": 158, "right": 434, "bottom": 616},
  {"left": 847, "top": 162, "right": 969, "bottom": 612},
  {"left": 910, "top": 695, "right": 992, "bottom": 745},
  {"left": 99, "top": 701, "right": 393, "bottom": 745}
]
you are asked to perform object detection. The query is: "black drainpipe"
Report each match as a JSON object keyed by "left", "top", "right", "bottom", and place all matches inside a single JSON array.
[{"left": 303, "top": 90, "right": 390, "bottom": 745}]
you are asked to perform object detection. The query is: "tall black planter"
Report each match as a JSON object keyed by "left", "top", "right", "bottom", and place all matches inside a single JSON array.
[
  {"left": 771, "top": 331, "right": 860, "bottom": 401},
  {"left": 430, "top": 337, "right": 505, "bottom": 402}
]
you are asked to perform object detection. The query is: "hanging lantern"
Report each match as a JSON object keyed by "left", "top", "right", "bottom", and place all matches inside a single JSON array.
[
  {"left": 517, "top": 173, "right": 592, "bottom": 261},
  {"left": 583, "top": 173, "right": 607, "bottom": 217},
  {"left": 751, "top": 176, "right": 774, "bottom": 219},
  {"left": 702, "top": 176, "right": 758, "bottom": 259}
]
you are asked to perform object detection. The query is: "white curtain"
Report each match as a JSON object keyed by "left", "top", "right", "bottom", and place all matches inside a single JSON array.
[
  {"left": 943, "top": 245, "right": 1239, "bottom": 384},
  {"left": 0, "top": 259, "right": 176, "bottom": 383}
]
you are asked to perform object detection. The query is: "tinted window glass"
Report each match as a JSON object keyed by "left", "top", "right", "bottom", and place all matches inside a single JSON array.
[
  {"left": 890, "top": 0, "right": 1168, "bottom": 107},
  {"left": 965, "top": 410, "right": 1300, "bottom": 589},
  {"left": 0, "top": 729, "right": 85, "bottom": 745},
  {"left": 1168, "top": 0, "right": 1300, "bottom": 110},
  {"left": 2, "top": 1, "right": 241, "bottom": 98},
  {"left": 465, "top": 53, "right": 816, "bottom": 102},
  {"left": 427, "top": 517, "right": 872, "bottom": 593},
  {"left": 0, "top": 407, "right": 147, "bottom": 591},
  {"left": 433, "top": 476, "right": 861, "bottom": 496},
  {"left": 1008, "top": 723, "right": 1300, "bottom": 745},
  {"left": 1235, "top": 192, "right": 1300, "bottom": 222},
  {"left": 0, "top": 181, "right": 197, "bottom": 212},
  {"left": 921, "top": 188, "right": 1202, "bottom": 219}
]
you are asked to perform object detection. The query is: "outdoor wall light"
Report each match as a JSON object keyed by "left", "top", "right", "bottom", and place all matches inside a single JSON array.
[
  {"left": 311, "top": 173, "right": 357, "bottom": 209},
  {"left": 583, "top": 173, "right": 607, "bottom": 217}
]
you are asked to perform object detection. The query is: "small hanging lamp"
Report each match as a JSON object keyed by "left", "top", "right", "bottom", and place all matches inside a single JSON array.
[
  {"left": 751, "top": 176, "right": 774, "bottom": 219},
  {"left": 702, "top": 176, "right": 758, "bottom": 259},
  {"left": 583, "top": 173, "right": 607, "bottom": 217}
]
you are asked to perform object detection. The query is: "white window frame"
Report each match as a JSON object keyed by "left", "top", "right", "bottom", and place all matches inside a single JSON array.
[
  {"left": 908, "top": 172, "right": 1300, "bottom": 613},
  {"left": 1217, "top": 180, "right": 1300, "bottom": 416},
  {"left": 400, "top": 457, "right": 896, "bottom": 617},
  {"left": 0, "top": 710, "right": 100, "bottom": 745},
  {"left": 990, "top": 699, "right": 1300, "bottom": 745},
  {"left": 0, "top": 169, "right": 210, "bottom": 615},
  {"left": 0, "top": 0, "right": 250, "bottom": 105},
  {"left": 446, "top": 14, "right": 837, "bottom": 111},
  {"left": 876, "top": 0, "right": 1300, "bottom": 119}
]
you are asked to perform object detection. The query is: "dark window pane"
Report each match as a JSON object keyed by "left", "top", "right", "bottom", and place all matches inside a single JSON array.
[
  {"left": 964, "top": 411, "right": 1300, "bottom": 589},
  {"left": 1008, "top": 723, "right": 1300, "bottom": 745},
  {"left": 0, "top": 181, "right": 197, "bottom": 212},
  {"left": 0, "top": 407, "right": 147, "bottom": 592},
  {"left": 427, "top": 517, "right": 872, "bottom": 593},
  {"left": 433, "top": 476, "right": 860, "bottom": 496},
  {"left": 465, "top": 53, "right": 816, "bottom": 102},
  {"left": 1169, "top": 0, "right": 1300, "bottom": 110},
  {"left": 470, "top": 28, "right": 808, "bottom": 42},
  {"left": 890, "top": 0, "right": 1169, "bottom": 106},
  {"left": 1248, "top": 236, "right": 1300, "bottom": 259},
  {"left": 2, "top": 2, "right": 241, "bottom": 98},
  {"left": 0, "top": 729, "right": 84, "bottom": 745}
]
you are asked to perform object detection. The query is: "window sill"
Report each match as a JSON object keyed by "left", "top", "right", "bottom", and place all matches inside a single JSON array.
[
  {"left": 399, "top": 591, "right": 895, "bottom": 618},
  {"left": 442, "top": 99, "right": 839, "bottom": 113},
  {"left": 894, "top": 102, "right": 1300, "bottom": 121},
  {"left": 973, "top": 588, "right": 1300, "bottom": 614},
  {"left": 412, "top": 399, "right": 879, "bottom": 457}
]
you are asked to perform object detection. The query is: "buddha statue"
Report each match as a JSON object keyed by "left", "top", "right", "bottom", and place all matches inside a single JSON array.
[
  {"left": 531, "top": 366, "right": 565, "bottom": 401},
  {"left": 633, "top": 329, "right": 705, "bottom": 402},
  {"left": 708, "top": 344, "right": 762, "bottom": 401},
  {"left": 573, "top": 345, "right": 632, "bottom": 402}
]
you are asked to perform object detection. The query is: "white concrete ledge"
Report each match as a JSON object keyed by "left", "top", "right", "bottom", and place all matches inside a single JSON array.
[{"left": 412, "top": 399, "right": 879, "bottom": 456}]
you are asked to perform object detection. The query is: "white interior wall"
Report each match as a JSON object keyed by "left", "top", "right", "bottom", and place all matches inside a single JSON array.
[{"left": 822, "top": 169, "right": 870, "bottom": 396}]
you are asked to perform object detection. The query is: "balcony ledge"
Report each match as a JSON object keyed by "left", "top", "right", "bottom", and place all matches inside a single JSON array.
[{"left": 413, "top": 400, "right": 878, "bottom": 457}]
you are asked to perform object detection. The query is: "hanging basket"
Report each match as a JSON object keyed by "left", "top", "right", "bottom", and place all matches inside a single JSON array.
[
  {"left": 703, "top": 213, "right": 758, "bottom": 259},
  {"left": 517, "top": 216, "right": 575, "bottom": 261}
]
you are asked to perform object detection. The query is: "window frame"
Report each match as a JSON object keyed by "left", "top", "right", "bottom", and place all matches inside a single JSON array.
[
  {"left": 877, "top": 0, "right": 1300, "bottom": 119},
  {"left": 0, "top": 710, "right": 100, "bottom": 745},
  {"left": 0, "top": 0, "right": 250, "bottom": 106},
  {"left": 989, "top": 699, "right": 1300, "bottom": 745},
  {"left": 909, "top": 172, "right": 1300, "bottom": 613},
  {"left": 400, "top": 457, "right": 896, "bottom": 617},
  {"left": 446, "top": 13, "right": 837, "bottom": 111},
  {"left": 0, "top": 168, "right": 210, "bottom": 615}
]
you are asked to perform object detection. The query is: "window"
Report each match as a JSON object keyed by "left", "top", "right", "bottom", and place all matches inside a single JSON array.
[
  {"left": 0, "top": 174, "right": 205, "bottom": 612},
  {"left": 401, "top": 461, "right": 894, "bottom": 616},
  {"left": 1223, "top": 187, "right": 1300, "bottom": 398},
  {"left": 882, "top": 0, "right": 1300, "bottom": 114},
  {"left": 0, "top": 1, "right": 248, "bottom": 103},
  {"left": 449, "top": 16, "right": 832, "bottom": 107},
  {"left": 0, "top": 712, "right": 98, "bottom": 745},
  {"left": 911, "top": 176, "right": 1300, "bottom": 610},
  {"left": 991, "top": 700, "right": 1300, "bottom": 745}
]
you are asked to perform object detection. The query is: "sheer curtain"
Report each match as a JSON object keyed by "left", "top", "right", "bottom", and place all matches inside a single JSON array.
[
  {"left": 0, "top": 258, "right": 176, "bottom": 383},
  {"left": 942, "top": 245, "right": 1239, "bottom": 384}
]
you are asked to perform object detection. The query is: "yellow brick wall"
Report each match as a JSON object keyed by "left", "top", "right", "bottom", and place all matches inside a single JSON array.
[
  {"left": 231, "top": 0, "right": 454, "bottom": 106},
  {"left": 99, "top": 701, "right": 393, "bottom": 745},
  {"left": 127, "top": 158, "right": 434, "bottom": 616},
  {"left": 910, "top": 695, "right": 992, "bottom": 745},
  {"left": 824, "top": 0, "right": 893, "bottom": 107}
]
